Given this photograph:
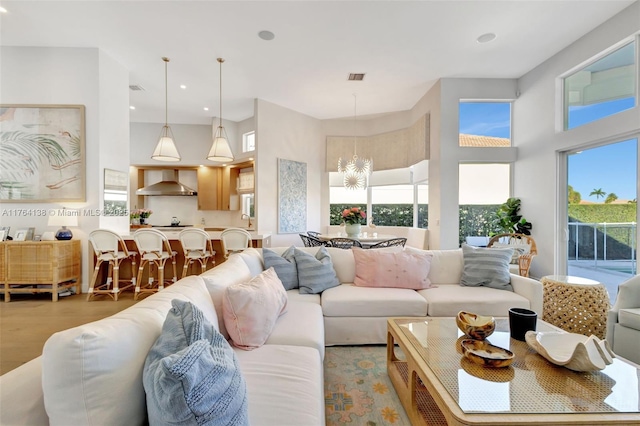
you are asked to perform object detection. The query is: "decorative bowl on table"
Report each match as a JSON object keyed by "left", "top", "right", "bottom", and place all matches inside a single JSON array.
[
  {"left": 460, "top": 339, "right": 515, "bottom": 368},
  {"left": 456, "top": 311, "right": 496, "bottom": 340},
  {"left": 525, "top": 330, "right": 615, "bottom": 372}
]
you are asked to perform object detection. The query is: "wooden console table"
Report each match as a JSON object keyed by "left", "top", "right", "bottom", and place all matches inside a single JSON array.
[{"left": 1, "top": 240, "right": 81, "bottom": 302}]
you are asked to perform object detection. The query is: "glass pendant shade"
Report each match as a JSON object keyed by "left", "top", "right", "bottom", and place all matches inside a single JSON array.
[
  {"left": 152, "top": 125, "right": 180, "bottom": 162},
  {"left": 207, "top": 125, "right": 234, "bottom": 162}
]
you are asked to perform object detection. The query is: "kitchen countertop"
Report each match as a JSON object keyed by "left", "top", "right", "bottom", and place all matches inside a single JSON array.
[{"left": 121, "top": 230, "right": 270, "bottom": 240}]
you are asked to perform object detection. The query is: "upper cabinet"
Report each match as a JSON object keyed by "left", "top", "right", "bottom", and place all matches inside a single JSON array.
[
  {"left": 196, "top": 166, "right": 222, "bottom": 210},
  {"left": 131, "top": 161, "right": 254, "bottom": 211}
]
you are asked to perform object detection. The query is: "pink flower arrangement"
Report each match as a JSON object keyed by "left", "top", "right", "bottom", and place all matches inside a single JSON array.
[{"left": 341, "top": 207, "right": 366, "bottom": 225}]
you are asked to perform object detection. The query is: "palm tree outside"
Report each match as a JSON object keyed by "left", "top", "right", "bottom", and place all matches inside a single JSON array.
[{"left": 589, "top": 188, "right": 607, "bottom": 201}]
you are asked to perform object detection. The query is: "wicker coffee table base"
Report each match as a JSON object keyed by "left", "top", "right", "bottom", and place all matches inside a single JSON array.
[{"left": 542, "top": 276, "right": 610, "bottom": 339}]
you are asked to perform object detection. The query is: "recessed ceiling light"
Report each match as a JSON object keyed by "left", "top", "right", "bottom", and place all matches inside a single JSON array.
[
  {"left": 258, "top": 30, "right": 275, "bottom": 41},
  {"left": 180, "top": 84, "right": 187, "bottom": 89},
  {"left": 0, "top": 6, "right": 7, "bottom": 13},
  {"left": 477, "top": 33, "right": 497, "bottom": 44},
  {"left": 129, "top": 106, "right": 136, "bottom": 110},
  {"left": 203, "top": 107, "right": 209, "bottom": 111}
]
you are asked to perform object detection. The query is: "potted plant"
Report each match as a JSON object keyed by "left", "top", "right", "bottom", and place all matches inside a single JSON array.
[
  {"left": 130, "top": 210, "right": 140, "bottom": 225},
  {"left": 492, "top": 198, "right": 532, "bottom": 236},
  {"left": 138, "top": 209, "right": 153, "bottom": 225},
  {"left": 341, "top": 207, "right": 366, "bottom": 238}
]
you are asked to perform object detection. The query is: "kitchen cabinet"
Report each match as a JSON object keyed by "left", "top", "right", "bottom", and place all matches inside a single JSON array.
[
  {"left": 197, "top": 166, "right": 223, "bottom": 210},
  {"left": 134, "top": 162, "right": 254, "bottom": 211}
]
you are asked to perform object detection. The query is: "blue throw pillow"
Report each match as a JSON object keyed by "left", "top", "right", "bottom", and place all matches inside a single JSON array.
[
  {"left": 460, "top": 243, "right": 514, "bottom": 291},
  {"left": 263, "top": 246, "right": 298, "bottom": 290},
  {"left": 294, "top": 247, "right": 340, "bottom": 294},
  {"left": 143, "top": 299, "right": 249, "bottom": 426}
]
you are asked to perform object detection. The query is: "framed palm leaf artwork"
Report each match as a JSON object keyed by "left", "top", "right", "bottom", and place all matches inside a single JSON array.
[{"left": 0, "top": 105, "right": 86, "bottom": 202}]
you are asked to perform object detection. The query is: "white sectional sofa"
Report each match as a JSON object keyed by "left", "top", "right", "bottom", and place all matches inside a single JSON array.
[{"left": 0, "top": 246, "right": 542, "bottom": 425}]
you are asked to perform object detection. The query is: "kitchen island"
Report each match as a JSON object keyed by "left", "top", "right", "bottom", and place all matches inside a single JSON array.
[{"left": 87, "top": 230, "right": 271, "bottom": 293}]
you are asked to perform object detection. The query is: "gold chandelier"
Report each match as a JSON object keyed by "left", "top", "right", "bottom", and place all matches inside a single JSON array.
[{"left": 338, "top": 94, "right": 372, "bottom": 190}]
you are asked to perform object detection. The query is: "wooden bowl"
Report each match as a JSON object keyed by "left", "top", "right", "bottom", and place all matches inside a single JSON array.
[
  {"left": 461, "top": 339, "right": 514, "bottom": 368},
  {"left": 456, "top": 311, "right": 496, "bottom": 340}
]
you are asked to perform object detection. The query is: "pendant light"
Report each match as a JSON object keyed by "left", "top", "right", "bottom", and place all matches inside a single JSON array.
[
  {"left": 338, "top": 94, "right": 372, "bottom": 190},
  {"left": 207, "top": 57, "right": 234, "bottom": 162},
  {"left": 151, "top": 57, "right": 181, "bottom": 162}
]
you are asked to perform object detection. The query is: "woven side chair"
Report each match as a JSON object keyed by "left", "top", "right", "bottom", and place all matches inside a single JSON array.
[
  {"left": 307, "top": 231, "right": 321, "bottom": 238},
  {"left": 328, "top": 237, "right": 363, "bottom": 249},
  {"left": 487, "top": 233, "right": 537, "bottom": 277},
  {"left": 299, "top": 234, "right": 328, "bottom": 247},
  {"left": 368, "top": 237, "right": 407, "bottom": 249}
]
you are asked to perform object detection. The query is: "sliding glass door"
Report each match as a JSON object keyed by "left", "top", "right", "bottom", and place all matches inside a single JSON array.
[{"left": 566, "top": 138, "right": 638, "bottom": 303}]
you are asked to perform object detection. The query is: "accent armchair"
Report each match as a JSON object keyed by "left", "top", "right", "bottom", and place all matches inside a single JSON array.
[{"left": 606, "top": 274, "right": 640, "bottom": 365}]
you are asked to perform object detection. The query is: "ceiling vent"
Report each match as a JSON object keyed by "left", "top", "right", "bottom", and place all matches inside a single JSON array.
[
  {"left": 348, "top": 73, "right": 365, "bottom": 81},
  {"left": 129, "top": 84, "right": 145, "bottom": 91}
]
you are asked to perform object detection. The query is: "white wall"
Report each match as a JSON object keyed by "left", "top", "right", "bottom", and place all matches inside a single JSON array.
[
  {"left": 0, "top": 46, "right": 130, "bottom": 291},
  {"left": 255, "top": 99, "right": 325, "bottom": 247},
  {"left": 515, "top": 2, "right": 640, "bottom": 278}
]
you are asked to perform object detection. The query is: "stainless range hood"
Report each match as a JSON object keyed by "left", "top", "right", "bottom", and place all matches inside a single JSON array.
[{"left": 136, "top": 170, "right": 197, "bottom": 196}]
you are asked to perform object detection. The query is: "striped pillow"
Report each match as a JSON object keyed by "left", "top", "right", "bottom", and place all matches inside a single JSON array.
[
  {"left": 263, "top": 246, "right": 298, "bottom": 290},
  {"left": 460, "top": 243, "right": 514, "bottom": 291},
  {"left": 294, "top": 247, "right": 340, "bottom": 294}
]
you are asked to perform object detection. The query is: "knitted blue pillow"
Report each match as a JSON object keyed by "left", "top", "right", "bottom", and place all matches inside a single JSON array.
[
  {"left": 263, "top": 246, "right": 298, "bottom": 290},
  {"left": 294, "top": 246, "right": 340, "bottom": 294},
  {"left": 460, "top": 243, "right": 514, "bottom": 291},
  {"left": 143, "top": 299, "right": 249, "bottom": 426}
]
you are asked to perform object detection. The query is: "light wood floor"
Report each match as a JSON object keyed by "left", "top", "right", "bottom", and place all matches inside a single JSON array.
[{"left": 0, "top": 292, "right": 138, "bottom": 374}]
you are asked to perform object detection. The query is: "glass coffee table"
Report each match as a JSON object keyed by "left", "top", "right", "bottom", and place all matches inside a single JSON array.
[{"left": 387, "top": 317, "right": 640, "bottom": 425}]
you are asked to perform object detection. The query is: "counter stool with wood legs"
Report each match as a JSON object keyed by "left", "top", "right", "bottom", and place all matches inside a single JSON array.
[
  {"left": 179, "top": 228, "right": 215, "bottom": 278},
  {"left": 132, "top": 228, "right": 177, "bottom": 300},
  {"left": 87, "top": 229, "right": 137, "bottom": 301}
]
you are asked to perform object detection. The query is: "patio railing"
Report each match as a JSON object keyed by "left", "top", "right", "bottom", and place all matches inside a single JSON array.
[{"left": 568, "top": 221, "right": 637, "bottom": 274}]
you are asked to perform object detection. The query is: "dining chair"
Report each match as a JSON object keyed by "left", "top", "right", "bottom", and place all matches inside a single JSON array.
[
  {"left": 132, "top": 228, "right": 178, "bottom": 300},
  {"left": 368, "top": 237, "right": 407, "bottom": 249},
  {"left": 178, "top": 228, "right": 215, "bottom": 278},
  {"left": 307, "top": 231, "right": 321, "bottom": 237},
  {"left": 220, "top": 228, "right": 252, "bottom": 258},
  {"left": 328, "top": 237, "right": 363, "bottom": 249},
  {"left": 87, "top": 229, "right": 137, "bottom": 301},
  {"left": 299, "top": 234, "right": 328, "bottom": 247}
]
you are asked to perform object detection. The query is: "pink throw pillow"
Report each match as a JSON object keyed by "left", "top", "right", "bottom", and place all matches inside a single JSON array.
[
  {"left": 352, "top": 247, "right": 433, "bottom": 289},
  {"left": 222, "top": 267, "right": 288, "bottom": 350}
]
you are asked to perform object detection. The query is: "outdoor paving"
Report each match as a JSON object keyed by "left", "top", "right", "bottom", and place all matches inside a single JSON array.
[{"left": 567, "top": 260, "right": 636, "bottom": 305}]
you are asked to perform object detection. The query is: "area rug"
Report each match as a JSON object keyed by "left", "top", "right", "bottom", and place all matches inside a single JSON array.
[{"left": 324, "top": 345, "right": 410, "bottom": 425}]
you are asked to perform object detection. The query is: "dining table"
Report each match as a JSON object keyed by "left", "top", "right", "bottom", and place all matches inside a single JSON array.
[{"left": 318, "top": 232, "right": 398, "bottom": 248}]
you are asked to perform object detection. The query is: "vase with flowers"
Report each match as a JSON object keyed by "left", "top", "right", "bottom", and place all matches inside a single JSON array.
[
  {"left": 132, "top": 209, "right": 153, "bottom": 225},
  {"left": 341, "top": 207, "right": 366, "bottom": 238}
]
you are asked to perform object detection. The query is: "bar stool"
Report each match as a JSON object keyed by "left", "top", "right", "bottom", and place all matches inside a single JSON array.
[
  {"left": 132, "top": 228, "right": 177, "bottom": 300},
  {"left": 220, "top": 228, "right": 252, "bottom": 259},
  {"left": 87, "top": 229, "right": 137, "bottom": 301},
  {"left": 179, "top": 228, "right": 215, "bottom": 278}
]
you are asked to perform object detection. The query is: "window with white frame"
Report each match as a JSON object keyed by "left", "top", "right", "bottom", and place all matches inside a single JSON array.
[
  {"left": 458, "top": 163, "right": 510, "bottom": 245},
  {"left": 563, "top": 40, "right": 636, "bottom": 130},
  {"left": 243, "top": 131, "right": 255, "bottom": 152},
  {"left": 459, "top": 102, "right": 512, "bottom": 147}
]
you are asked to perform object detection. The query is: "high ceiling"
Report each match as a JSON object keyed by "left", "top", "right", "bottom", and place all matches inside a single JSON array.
[{"left": 0, "top": 1, "right": 636, "bottom": 124}]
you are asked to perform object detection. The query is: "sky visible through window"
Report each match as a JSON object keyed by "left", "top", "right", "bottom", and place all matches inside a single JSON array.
[
  {"left": 568, "top": 138, "right": 637, "bottom": 202},
  {"left": 459, "top": 102, "right": 511, "bottom": 138}
]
